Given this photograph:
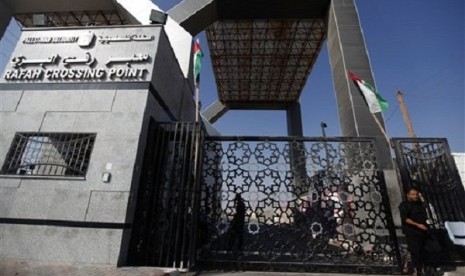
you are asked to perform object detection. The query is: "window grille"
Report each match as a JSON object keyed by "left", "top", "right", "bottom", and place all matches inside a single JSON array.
[{"left": 1, "top": 132, "right": 96, "bottom": 177}]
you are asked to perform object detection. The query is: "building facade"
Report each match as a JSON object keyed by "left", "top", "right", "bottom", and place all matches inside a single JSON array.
[
  {"left": 0, "top": 24, "right": 196, "bottom": 265},
  {"left": 453, "top": 153, "right": 465, "bottom": 187}
]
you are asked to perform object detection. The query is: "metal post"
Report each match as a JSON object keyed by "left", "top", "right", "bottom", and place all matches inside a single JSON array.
[
  {"left": 396, "top": 90, "right": 415, "bottom": 138},
  {"left": 321, "top": 122, "right": 329, "bottom": 164},
  {"left": 195, "top": 85, "right": 200, "bottom": 123},
  {"left": 320, "top": 122, "right": 327, "bottom": 138}
]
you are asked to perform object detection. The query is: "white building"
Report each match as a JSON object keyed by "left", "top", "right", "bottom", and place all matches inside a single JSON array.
[
  {"left": 453, "top": 153, "right": 465, "bottom": 187},
  {"left": 0, "top": 19, "right": 20, "bottom": 71}
]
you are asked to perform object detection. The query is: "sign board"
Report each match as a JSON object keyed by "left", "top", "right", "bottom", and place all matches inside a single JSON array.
[{"left": 1, "top": 26, "right": 161, "bottom": 83}]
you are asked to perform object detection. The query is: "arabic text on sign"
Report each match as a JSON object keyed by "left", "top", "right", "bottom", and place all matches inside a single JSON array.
[
  {"left": 12, "top": 55, "right": 60, "bottom": 68},
  {"left": 98, "top": 35, "right": 154, "bottom": 44}
]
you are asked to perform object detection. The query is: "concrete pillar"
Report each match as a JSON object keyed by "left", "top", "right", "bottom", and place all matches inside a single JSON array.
[
  {"left": 327, "top": 0, "right": 401, "bottom": 226},
  {"left": 286, "top": 101, "right": 308, "bottom": 194},
  {"left": 286, "top": 101, "right": 303, "bottom": 137},
  {"left": 327, "top": 0, "right": 392, "bottom": 169}
]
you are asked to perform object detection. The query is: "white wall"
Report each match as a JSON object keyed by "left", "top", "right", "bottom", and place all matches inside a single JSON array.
[
  {"left": 453, "top": 153, "right": 465, "bottom": 187},
  {"left": 0, "top": 19, "right": 20, "bottom": 73}
]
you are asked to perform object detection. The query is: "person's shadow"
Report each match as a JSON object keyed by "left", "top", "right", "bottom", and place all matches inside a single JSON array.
[{"left": 228, "top": 193, "right": 246, "bottom": 257}]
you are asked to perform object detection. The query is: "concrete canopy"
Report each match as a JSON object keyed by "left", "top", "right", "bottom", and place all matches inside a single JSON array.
[
  {"left": 169, "top": 0, "right": 331, "bottom": 111},
  {"left": 169, "top": 0, "right": 331, "bottom": 36}
]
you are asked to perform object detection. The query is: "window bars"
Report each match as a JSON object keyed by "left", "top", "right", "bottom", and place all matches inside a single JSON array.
[{"left": 1, "top": 132, "right": 96, "bottom": 177}]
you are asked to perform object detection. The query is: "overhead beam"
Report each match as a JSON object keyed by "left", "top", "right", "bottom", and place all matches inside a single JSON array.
[
  {"left": 202, "top": 100, "right": 229, "bottom": 124},
  {"left": 168, "top": 0, "right": 330, "bottom": 36}
]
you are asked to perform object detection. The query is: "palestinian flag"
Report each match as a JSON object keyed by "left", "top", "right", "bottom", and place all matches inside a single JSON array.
[
  {"left": 193, "top": 38, "right": 204, "bottom": 85},
  {"left": 348, "top": 71, "right": 389, "bottom": 113}
]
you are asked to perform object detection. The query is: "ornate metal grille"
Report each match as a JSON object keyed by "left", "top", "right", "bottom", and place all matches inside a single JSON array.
[
  {"left": 197, "top": 136, "right": 401, "bottom": 273},
  {"left": 392, "top": 138, "right": 465, "bottom": 227},
  {"left": 1, "top": 132, "right": 96, "bottom": 177}
]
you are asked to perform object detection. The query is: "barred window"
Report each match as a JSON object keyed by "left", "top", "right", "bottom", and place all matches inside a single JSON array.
[{"left": 1, "top": 132, "right": 96, "bottom": 177}]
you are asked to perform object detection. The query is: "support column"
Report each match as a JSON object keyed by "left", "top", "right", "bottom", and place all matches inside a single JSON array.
[
  {"left": 327, "top": 0, "right": 401, "bottom": 226},
  {"left": 286, "top": 101, "right": 303, "bottom": 137},
  {"left": 286, "top": 101, "right": 307, "bottom": 194},
  {"left": 327, "top": 0, "right": 392, "bottom": 169}
]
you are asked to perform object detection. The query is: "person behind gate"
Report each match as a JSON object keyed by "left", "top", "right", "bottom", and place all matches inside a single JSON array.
[
  {"left": 399, "top": 187, "right": 429, "bottom": 276},
  {"left": 228, "top": 193, "right": 246, "bottom": 252}
]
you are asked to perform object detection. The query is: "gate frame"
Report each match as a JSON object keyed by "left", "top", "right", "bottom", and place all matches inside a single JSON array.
[{"left": 392, "top": 137, "right": 465, "bottom": 264}]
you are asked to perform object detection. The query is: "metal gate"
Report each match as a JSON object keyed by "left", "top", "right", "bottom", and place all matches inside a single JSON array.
[
  {"left": 197, "top": 136, "right": 401, "bottom": 273},
  {"left": 128, "top": 122, "right": 204, "bottom": 269},
  {"left": 392, "top": 138, "right": 465, "bottom": 225},
  {"left": 392, "top": 138, "right": 465, "bottom": 263},
  {"left": 128, "top": 124, "right": 402, "bottom": 272}
]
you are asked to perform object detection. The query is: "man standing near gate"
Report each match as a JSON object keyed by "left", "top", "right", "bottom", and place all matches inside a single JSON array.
[
  {"left": 399, "top": 187, "right": 429, "bottom": 276},
  {"left": 228, "top": 193, "right": 246, "bottom": 253}
]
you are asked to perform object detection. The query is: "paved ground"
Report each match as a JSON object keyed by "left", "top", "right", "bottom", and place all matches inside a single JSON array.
[
  {"left": 0, "top": 260, "right": 178, "bottom": 276},
  {"left": 195, "top": 272, "right": 393, "bottom": 276},
  {"left": 195, "top": 267, "right": 465, "bottom": 276},
  {"left": 1, "top": 260, "right": 464, "bottom": 276}
]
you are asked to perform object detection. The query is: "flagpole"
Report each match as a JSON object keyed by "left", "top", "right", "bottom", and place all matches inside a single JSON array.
[
  {"left": 192, "top": 40, "right": 202, "bottom": 267},
  {"left": 371, "top": 112, "right": 392, "bottom": 147},
  {"left": 396, "top": 90, "right": 416, "bottom": 138},
  {"left": 195, "top": 83, "right": 200, "bottom": 123},
  {"left": 193, "top": 38, "right": 203, "bottom": 123}
]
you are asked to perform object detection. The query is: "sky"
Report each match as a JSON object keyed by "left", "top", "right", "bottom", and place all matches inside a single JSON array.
[{"left": 0, "top": 0, "right": 464, "bottom": 152}]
